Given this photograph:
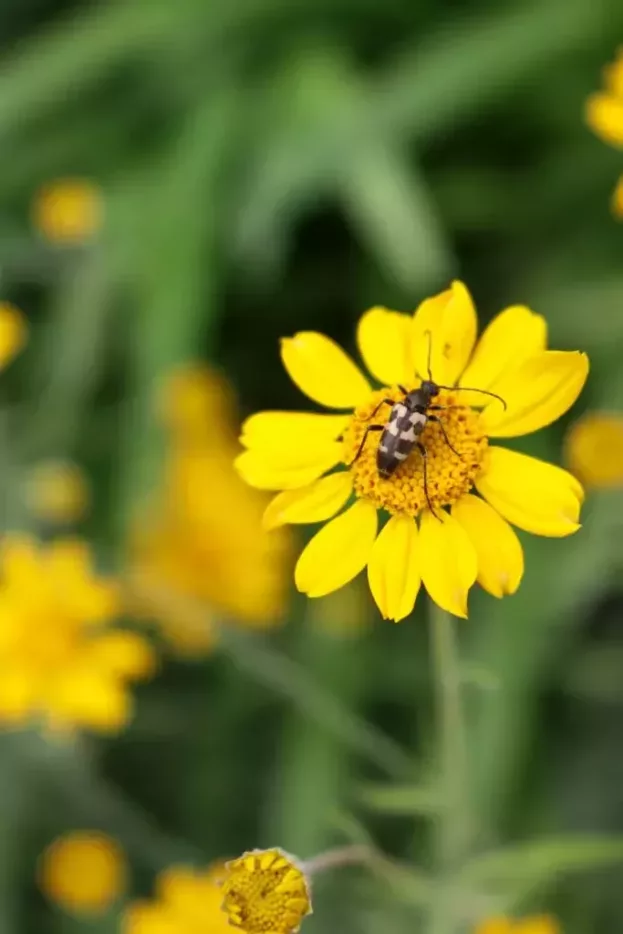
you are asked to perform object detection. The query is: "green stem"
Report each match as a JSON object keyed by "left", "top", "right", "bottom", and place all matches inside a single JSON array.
[{"left": 428, "top": 601, "right": 470, "bottom": 934}]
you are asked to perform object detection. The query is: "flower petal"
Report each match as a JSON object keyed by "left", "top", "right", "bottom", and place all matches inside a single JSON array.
[
  {"left": 263, "top": 472, "right": 353, "bottom": 529},
  {"left": 586, "top": 92, "right": 623, "bottom": 148},
  {"left": 235, "top": 443, "right": 343, "bottom": 491},
  {"left": 294, "top": 500, "right": 378, "bottom": 598},
  {"left": 419, "top": 509, "right": 477, "bottom": 618},
  {"left": 0, "top": 302, "right": 26, "bottom": 369},
  {"left": 481, "top": 351, "right": 589, "bottom": 438},
  {"left": 411, "top": 281, "right": 477, "bottom": 386},
  {"left": 565, "top": 411, "right": 623, "bottom": 488},
  {"left": 90, "top": 632, "right": 155, "bottom": 678},
  {"left": 357, "top": 307, "right": 413, "bottom": 386},
  {"left": 240, "top": 411, "right": 349, "bottom": 449},
  {"left": 452, "top": 494, "right": 524, "bottom": 598},
  {"left": 458, "top": 305, "right": 547, "bottom": 406},
  {"left": 367, "top": 515, "right": 421, "bottom": 621},
  {"left": 476, "top": 446, "right": 583, "bottom": 537},
  {"left": 280, "top": 332, "right": 371, "bottom": 408}
]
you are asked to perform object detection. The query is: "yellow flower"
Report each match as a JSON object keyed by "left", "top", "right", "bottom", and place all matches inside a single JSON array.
[
  {"left": 222, "top": 848, "right": 312, "bottom": 934},
  {"left": 38, "top": 831, "right": 126, "bottom": 916},
  {"left": 565, "top": 410, "right": 623, "bottom": 487},
  {"left": 131, "top": 365, "right": 291, "bottom": 654},
  {"left": 475, "top": 916, "right": 560, "bottom": 934},
  {"left": 24, "top": 460, "right": 90, "bottom": 524},
  {"left": 236, "top": 282, "right": 588, "bottom": 621},
  {"left": 586, "top": 48, "right": 623, "bottom": 217},
  {"left": 32, "top": 178, "right": 103, "bottom": 243},
  {"left": 0, "top": 536, "right": 154, "bottom": 732},
  {"left": 0, "top": 301, "right": 27, "bottom": 369},
  {"left": 124, "top": 863, "right": 232, "bottom": 934}
]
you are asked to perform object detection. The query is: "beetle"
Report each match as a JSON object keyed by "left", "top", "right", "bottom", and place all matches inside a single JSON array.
[{"left": 349, "top": 333, "right": 507, "bottom": 515}]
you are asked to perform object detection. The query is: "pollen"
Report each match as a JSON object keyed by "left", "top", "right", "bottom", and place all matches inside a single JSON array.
[
  {"left": 221, "top": 848, "right": 312, "bottom": 934},
  {"left": 342, "top": 385, "right": 488, "bottom": 516}
]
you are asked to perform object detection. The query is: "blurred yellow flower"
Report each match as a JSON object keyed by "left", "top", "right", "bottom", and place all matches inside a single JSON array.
[
  {"left": 131, "top": 364, "right": 291, "bottom": 654},
  {"left": 24, "top": 460, "right": 90, "bottom": 524},
  {"left": 0, "top": 301, "right": 27, "bottom": 369},
  {"left": 222, "top": 848, "right": 311, "bottom": 934},
  {"left": 0, "top": 536, "right": 153, "bottom": 732},
  {"left": 475, "top": 916, "right": 560, "bottom": 934},
  {"left": 124, "top": 863, "right": 232, "bottom": 934},
  {"left": 586, "top": 48, "right": 623, "bottom": 217},
  {"left": 39, "top": 831, "right": 126, "bottom": 916},
  {"left": 32, "top": 178, "right": 103, "bottom": 243},
  {"left": 236, "top": 282, "right": 588, "bottom": 621},
  {"left": 565, "top": 411, "right": 623, "bottom": 487}
]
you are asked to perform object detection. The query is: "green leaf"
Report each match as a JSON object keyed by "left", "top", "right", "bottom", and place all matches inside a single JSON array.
[{"left": 356, "top": 782, "right": 445, "bottom": 816}]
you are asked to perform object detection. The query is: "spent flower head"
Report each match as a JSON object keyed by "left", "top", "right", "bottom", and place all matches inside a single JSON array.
[
  {"left": 222, "top": 848, "right": 312, "bottom": 934},
  {"left": 236, "top": 282, "right": 588, "bottom": 621},
  {"left": 38, "top": 831, "right": 126, "bottom": 916},
  {"left": 586, "top": 48, "right": 623, "bottom": 217},
  {"left": 0, "top": 536, "right": 154, "bottom": 732}
]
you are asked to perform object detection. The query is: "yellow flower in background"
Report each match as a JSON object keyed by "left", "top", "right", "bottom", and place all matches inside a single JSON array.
[
  {"left": 131, "top": 365, "right": 291, "bottom": 654},
  {"left": 222, "top": 849, "right": 312, "bottom": 934},
  {"left": 32, "top": 178, "right": 103, "bottom": 243},
  {"left": 0, "top": 536, "right": 153, "bottom": 732},
  {"left": 0, "top": 301, "right": 27, "bottom": 369},
  {"left": 38, "top": 831, "right": 126, "bottom": 916},
  {"left": 475, "top": 916, "right": 560, "bottom": 934},
  {"left": 237, "top": 282, "right": 588, "bottom": 621},
  {"left": 24, "top": 460, "right": 90, "bottom": 525},
  {"left": 586, "top": 48, "right": 623, "bottom": 217},
  {"left": 124, "top": 863, "right": 232, "bottom": 934},
  {"left": 565, "top": 411, "right": 623, "bottom": 487}
]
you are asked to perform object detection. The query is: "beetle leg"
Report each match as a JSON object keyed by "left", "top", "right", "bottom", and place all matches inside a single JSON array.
[
  {"left": 348, "top": 424, "right": 383, "bottom": 466},
  {"left": 427, "top": 415, "right": 462, "bottom": 459},
  {"left": 416, "top": 441, "right": 441, "bottom": 521},
  {"left": 358, "top": 399, "right": 395, "bottom": 423}
]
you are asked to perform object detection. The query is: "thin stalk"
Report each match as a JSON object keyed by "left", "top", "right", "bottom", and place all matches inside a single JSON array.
[{"left": 428, "top": 601, "right": 471, "bottom": 934}]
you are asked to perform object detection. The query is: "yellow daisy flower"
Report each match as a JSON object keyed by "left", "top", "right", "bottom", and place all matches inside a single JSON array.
[
  {"left": 124, "top": 863, "right": 233, "bottom": 934},
  {"left": 475, "top": 916, "right": 560, "bottom": 934},
  {"left": 0, "top": 301, "right": 27, "bottom": 370},
  {"left": 586, "top": 48, "right": 623, "bottom": 217},
  {"left": 565, "top": 410, "right": 623, "bottom": 487},
  {"left": 236, "top": 282, "right": 588, "bottom": 621},
  {"left": 32, "top": 178, "right": 103, "bottom": 243},
  {"left": 0, "top": 536, "right": 154, "bottom": 732},
  {"left": 131, "top": 365, "right": 291, "bottom": 654},
  {"left": 222, "top": 848, "right": 312, "bottom": 934},
  {"left": 38, "top": 831, "right": 126, "bottom": 916}
]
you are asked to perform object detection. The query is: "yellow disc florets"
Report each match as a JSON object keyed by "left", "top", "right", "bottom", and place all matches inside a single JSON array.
[
  {"left": 222, "top": 848, "right": 312, "bottom": 934},
  {"left": 342, "top": 385, "right": 488, "bottom": 516}
]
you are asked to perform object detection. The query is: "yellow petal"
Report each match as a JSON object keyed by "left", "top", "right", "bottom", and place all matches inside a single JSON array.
[
  {"left": 452, "top": 494, "right": 523, "bottom": 598},
  {"left": 586, "top": 92, "right": 623, "bottom": 148},
  {"left": 565, "top": 411, "right": 623, "bottom": 487},
  {"left": 411, "top": 280, "right": 477, "bottom": 386},
  {"left": 0, "top": 302, "right": 27, "bottom": 369},
  {"left": 367, "top": 515, "right": 421, "bottom": 621},
  {"left": 280, "top": 332, "right": 370, "bottom": 408},
  {"left": 473, "top": 921, "right": 513, "bottom": 934},
  {"left": 90, "top": 632, "right": 155, "bottom": 678},
  {"left": 612, "top": 174, "right": 623, "bottom": 219},
  {"left": 294, "top": 500, "right": 378, "bottom": 598},
  {"left": 458, "top": 305, "right": 547, "bottom": 407},
  {"left": 419, "top": 509, "right": 477, "bottom": 618},
  {"left": 515, "top": 918, "right": 561, "bottom": 934},
  {"left": 263, "top": 472, "right": 353, "bottom": 529},
  {"left": 481, "top": 351, "right": 589, "bottom": 438},
  {"left": 235, "top": 442, "right": 342, "bottom": 491},
  {"left": 240, "top": 411, "right": 349, "bottom": 449},
  {"left": 356, "top": 307, "right": 413, "bottom": 386},
  {"left": 476, "top": 446, "right": 583, "bottom": 537}
]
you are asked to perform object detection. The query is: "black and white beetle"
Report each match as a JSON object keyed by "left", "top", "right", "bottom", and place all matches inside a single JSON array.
[{"left": 349, "top": 333, "right": 507, "bottom": 515}]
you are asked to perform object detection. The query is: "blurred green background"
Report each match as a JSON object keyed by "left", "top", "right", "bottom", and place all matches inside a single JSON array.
[{"left": 1, "top": 0, "right": 623, "bottom": 932}]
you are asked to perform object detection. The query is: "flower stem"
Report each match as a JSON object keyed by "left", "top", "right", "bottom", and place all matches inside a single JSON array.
[
  {"left": 428, "top": 601, "right": 471, "bottom": 934},
  {"left": 302, "top": 844, "right": 374, "bottom": 876}
]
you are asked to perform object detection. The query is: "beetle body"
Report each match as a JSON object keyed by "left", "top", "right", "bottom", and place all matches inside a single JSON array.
[{"left": 377, "top": 380, "right": 439, "bottom": 478}]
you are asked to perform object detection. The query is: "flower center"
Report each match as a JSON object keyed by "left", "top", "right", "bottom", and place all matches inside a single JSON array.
[
  {"left": 222, "top": 849, "right": 311, "bottom": 934},
  {"left": 342, "top": 385, "right": 488, "bottom": 517}
]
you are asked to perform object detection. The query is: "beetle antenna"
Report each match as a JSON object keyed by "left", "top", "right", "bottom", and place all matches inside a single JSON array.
[
  {"left": 437, "top": 385, "right": 507, "bottom": 410},
  {"left": 424, "top": 330, "right": 433, "bottom": 380}
]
